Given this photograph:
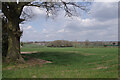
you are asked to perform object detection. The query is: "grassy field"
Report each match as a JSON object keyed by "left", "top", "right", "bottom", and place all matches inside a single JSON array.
[{"left": 3, "top": 44, "right": 118, "bottom": 78}]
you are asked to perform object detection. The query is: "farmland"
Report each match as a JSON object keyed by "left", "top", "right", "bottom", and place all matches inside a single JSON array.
[{"left": 2, "top": 44, "right": 118, "bottom": 78}]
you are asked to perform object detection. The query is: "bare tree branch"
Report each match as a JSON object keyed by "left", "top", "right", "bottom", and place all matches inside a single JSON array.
[{"left": 21, "top": 1, "right": 91, "bottom": 20}]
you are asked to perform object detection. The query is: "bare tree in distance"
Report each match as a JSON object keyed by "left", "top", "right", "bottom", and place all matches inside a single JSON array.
[{"left": 85, "top": 39, "right": 90, "bottom": 47}]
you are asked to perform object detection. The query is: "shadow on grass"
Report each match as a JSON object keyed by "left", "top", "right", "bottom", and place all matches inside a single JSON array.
[{"left": 22, "top": 51, "right": 87, "bottom": 66}]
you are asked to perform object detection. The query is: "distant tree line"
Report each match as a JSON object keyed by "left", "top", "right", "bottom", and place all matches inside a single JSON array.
[
  {"left": 21, "top": 40, "right": 119, "bottom": 48},
  {"left": 47, "top": 40, "right": 73, "bottom": 47}
]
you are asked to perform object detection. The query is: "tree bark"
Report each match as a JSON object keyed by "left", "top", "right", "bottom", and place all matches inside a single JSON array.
[
  {"left": 2, "top": 2, "right": 25, "bottom": 63},
  {"left": 5, "top": 20, "right": 24, "bottom": 63},
  {"left": 2, "top": 18, "right": 8, "bottom": 57}
]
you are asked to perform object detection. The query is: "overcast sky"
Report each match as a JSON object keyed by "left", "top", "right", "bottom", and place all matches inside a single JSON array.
[{"left": 20, "top": 2, "right": 118, "bottom": 42}]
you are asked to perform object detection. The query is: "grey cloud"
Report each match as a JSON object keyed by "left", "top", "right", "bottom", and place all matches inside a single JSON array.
[{"left": 89, "top": 2, "right": 118, "bottom": 21}]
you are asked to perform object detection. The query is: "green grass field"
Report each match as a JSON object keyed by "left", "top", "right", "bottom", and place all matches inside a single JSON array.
[{"left": 3, "top": 44, "right": 118, "bottom": 78}]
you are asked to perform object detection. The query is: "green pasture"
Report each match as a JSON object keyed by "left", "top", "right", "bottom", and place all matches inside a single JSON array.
[{"left": 3, "top": 44, "right": 118, "bottom": 78}]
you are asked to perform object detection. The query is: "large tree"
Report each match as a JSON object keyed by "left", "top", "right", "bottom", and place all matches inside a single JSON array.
[{"left": 2, "top": 0, "right": 90, "bottom": 63}]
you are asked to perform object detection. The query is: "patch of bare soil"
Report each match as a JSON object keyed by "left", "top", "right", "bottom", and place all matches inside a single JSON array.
[
  {"left": 26, "top": 58, "right": 52, "bottom": 66},
  {"left": 3, "top": 56, "right": 52, "bottom": 70},
  {"left": 96, "top": 66, "right": 108, "bottom": 70},
  {"left": 67, "top": 51, "right": 79, "bottom": 53},
  {"left": 21, "top": 51, "right": 39, "bottom": 54},
  {"left": 91, "top": 66, "right": 108, "bottom": 70}
]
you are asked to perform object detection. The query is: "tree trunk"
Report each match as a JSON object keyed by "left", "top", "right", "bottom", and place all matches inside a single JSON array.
[
  {"left": 5, "top": 20, "right": 24, "bottom": 63},
  {"left": 2, "top": 2, "right": 26, "bottom": 63},
  {"left": 2, "top": 18, "right": 8, "bottom": 58}
]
